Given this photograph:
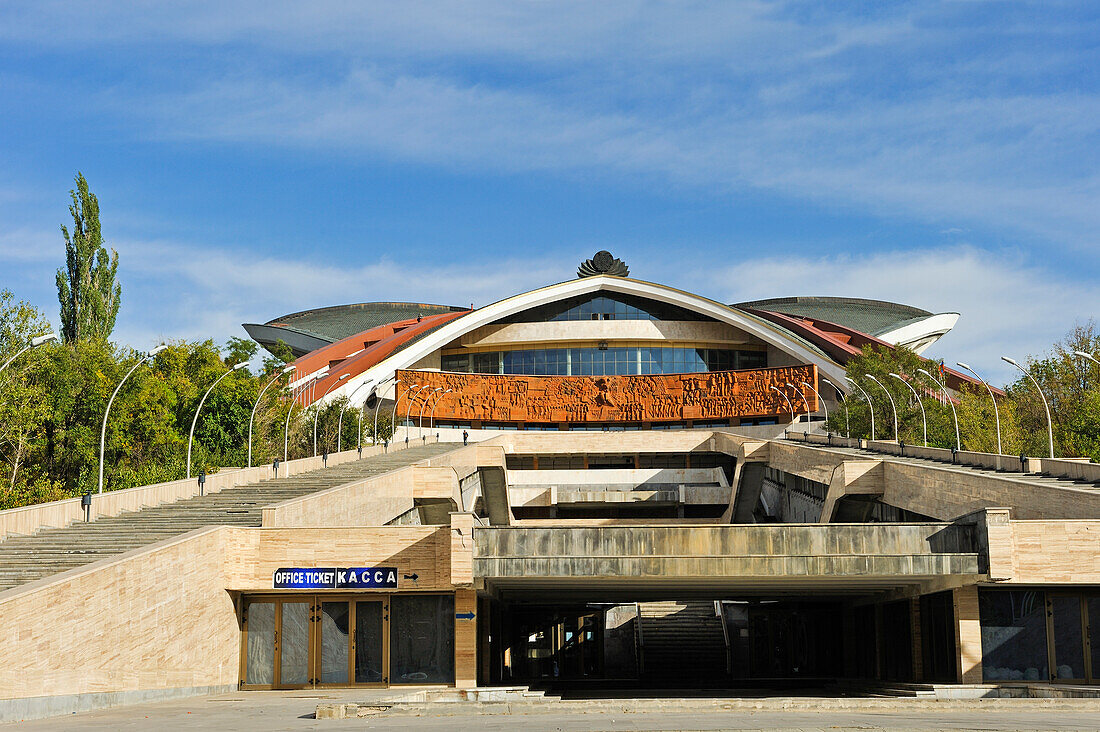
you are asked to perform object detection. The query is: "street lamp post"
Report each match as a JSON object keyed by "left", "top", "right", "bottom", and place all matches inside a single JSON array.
[
  {"left": 822, "top": 377, "right": 847, "bottom": 437},
  {"left": 285, "top": 373, "right": 325, "bottom": 463},
  {"left": 800, "top": 381, "right": 828, "bottom": 425},
  {"left": 1002, "top": 356, "right": 1055, "bottom": 459},
  {"left": 188, "top": 362, "right": 248, "bottom": 479},
  {"left": 889, "top": 373, "right": 927, "bottom": 447},
  {"left": 313, "top": 373, "right": 350, "bottom": 456},
  {"left": 845, "top": 377, "right": 876, "bottom": 441},
  {"left": 337, "top": 380, "right": 373, "bottom": 453},
  {"left": 373, "top": 377, "right": 398, "bottom": 443},
  {"left": 391, "top": 383, "right": 420, "bottom": 444},
  {"left": 865, "top": 375, "right": 898, "bottom": 443},
  {"left": 99, "top": 344, "right": 167, "bottom": 494},
  {"left": 957, "top": 361, "right": 1002, "bottom": 455},
  {"left": 917, "top": 368, "right": 961, "bottom": 452},
  {"left": 786, "top": 382, "right": 810, "bottom": 425},
  {"left": 0, "top": 333, "right": 58, "bottom": 377},
  {"left": 769, "top": 385, "right": 795, "bottom": 424},
  {"left": 248, "top": 365, "right": 295, "bottom": 468},
  {"left": 430, "top": 389, "right": 453, "bottom": 437},
  {"left": 1075, "top": 350, "right": 1100, "bottom": 367},
  {"left": 419, "top": 387, "right": 443, "bottom": 440},
  {"left": 406, "top": 385, "right": 428, "bottom": 443}
]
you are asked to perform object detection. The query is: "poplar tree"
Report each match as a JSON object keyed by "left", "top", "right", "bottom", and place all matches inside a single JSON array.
[{"left": 56, "top": 173, "right": 121, "bottom": 343}]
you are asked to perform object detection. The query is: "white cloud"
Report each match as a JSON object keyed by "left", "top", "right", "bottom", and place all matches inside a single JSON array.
[{"left": 689, "top": 246, "right": 1099, "bottom": 386}]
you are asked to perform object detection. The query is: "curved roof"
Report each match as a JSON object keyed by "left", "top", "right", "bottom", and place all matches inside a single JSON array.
[
  {"left": 243, "top": 301, "right": 467, "bottom": 357},
  {"left": 734, "top": 296, "right": 932, "bottom": 338},
  {"left": 312, "top": 276, "right": 852, "bottom": 406}
]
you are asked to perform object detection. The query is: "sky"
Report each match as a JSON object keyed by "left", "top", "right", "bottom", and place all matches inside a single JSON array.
[{"left": 0, "top": 1, "right": 1097, "bottom": 386}]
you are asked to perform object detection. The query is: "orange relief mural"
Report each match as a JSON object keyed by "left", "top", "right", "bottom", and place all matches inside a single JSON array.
[{"left": 395, "top": 365, "right": 818, "bottom": 424}]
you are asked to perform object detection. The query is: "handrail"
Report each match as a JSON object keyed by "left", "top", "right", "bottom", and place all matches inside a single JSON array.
[
  {"left": 634, "top": 601, "right": 645, "bottom": 675},
  {"left": 715, "top": 600, "right": 731, "bottom": 674}
]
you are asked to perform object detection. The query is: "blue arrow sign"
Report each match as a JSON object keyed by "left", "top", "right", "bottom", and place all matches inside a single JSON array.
[{"left": 455, "top": 612, "right": 475, "bottom": 620}]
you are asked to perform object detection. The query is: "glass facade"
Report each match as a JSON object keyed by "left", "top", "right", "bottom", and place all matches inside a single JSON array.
[
  {"left": 499, "top": 292, "right": 711, "bottom": 323},
  {"left": 442, "top": 346, "right": 766, "bottom": 376},
  {"left": 979, "top": 590, "right": 1048, "bottom": 681},
  {"left": 390, "top": 595, "right": 455, "bottom": 684}
]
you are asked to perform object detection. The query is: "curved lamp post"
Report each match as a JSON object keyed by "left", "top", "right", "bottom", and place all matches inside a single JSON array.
[
  {"left": 248, "top": 365, "right": 295, "bottom": 468},
  {"left": 1075, "top": 350, "right": 1099, "bottom": 366},
  {"left": 337, "top": 379, "right": 373, "bottom": 453},
  {"left": 0, "top": 333, "right": 58, "bottom": 377},
  {"left": 1002, "top": 356, "right": 1054, "bottom": 458},
  {"left": 99, "top": 344, "right": 167, "bottom": 494},
  {"left": 786, "top": 382, "right": 810, "bottom": 425},
  {"left": 391, "top": 383, "right": 420, "bottom": 444},
  {"left": 769, "top": 385, "right": 795, "bottom": 424},
  {"left": 865, "top": 375, "right": 898, "bottom": 443},
  {"left": 822, "top": 377, "right": 847, "bottom": 437},
  {"left": 430, "top": 389, "right": 453, "bottom": 437},
  {"left": 373, "top": 377, "right": 398, "bottom": 443},
  {"left": 313, "top": 373, "right": 350, "bottom": 456},
  {"left": 355, "top": 381, "right": 377, "bottom": 451},
  {"left": 187, "top": 362, "right": 249, "bottom": 479},
  {"left": 957, "top": 361, "right": 1002, "bottom": 455},
  {"left": 800, "top": 381, "right": 828, "bottom": 424},
  {"left": 889, "top": 373, "right": 927, "bottom": 447},
  {"left": 845, "top": 377, "right": 876, "bottom": 441},
  {"left": 917, "top": 368, "right": 961, "bottom": 452},
  {"left": 284, "top": 373, "right": 324, "bottom": 463},
  {"left": 419, "top": 388, "right": 443, "bottom": 440},
  {"left": 406, "top": 385, "right": 429, "bottom": 442}
]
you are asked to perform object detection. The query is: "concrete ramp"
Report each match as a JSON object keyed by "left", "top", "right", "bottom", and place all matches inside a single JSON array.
[{"left": 478, "top": 466, "right": 512, "bottom": 525}]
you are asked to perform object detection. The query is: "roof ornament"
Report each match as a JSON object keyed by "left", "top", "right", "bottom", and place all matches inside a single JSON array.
[{"left": 578, "top": 250, "right": 629, "bottom": 278}]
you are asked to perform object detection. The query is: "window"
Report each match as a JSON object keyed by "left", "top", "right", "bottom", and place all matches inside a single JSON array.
[{"left": 440, "top": 346, "right": 765, "bottom": 376}]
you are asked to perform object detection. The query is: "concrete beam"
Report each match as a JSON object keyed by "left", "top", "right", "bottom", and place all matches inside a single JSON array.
[{"left": 478, "top": 466, "right": 512, "bottom": 526}]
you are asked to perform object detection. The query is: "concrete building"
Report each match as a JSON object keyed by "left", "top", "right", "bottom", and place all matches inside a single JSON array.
[{"left": 0, "top": 252, "right": 1097, "bottom": 722}]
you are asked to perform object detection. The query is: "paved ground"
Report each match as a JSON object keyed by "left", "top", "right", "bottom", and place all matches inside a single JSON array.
[{"left": 8, "top": 690, "right": 1100, "bottom": 731}]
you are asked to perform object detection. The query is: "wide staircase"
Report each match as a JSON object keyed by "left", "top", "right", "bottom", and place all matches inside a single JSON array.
[
  {"left": 637, "top": 601, "right": 728, "bottom": 680},
  {"left": 0, "top": 442, "right": 455, "bottom": 593}
]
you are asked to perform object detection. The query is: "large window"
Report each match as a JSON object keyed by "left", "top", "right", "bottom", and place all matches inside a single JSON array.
[
  {"left": 499, "top": 292, "right": 712, "bottom": 323},
  {"left": 442, "top": 347, "right": 766, "bottom": 376},
  {"left": 979, "top": 590, "right": 1048, "bottom": 681}
]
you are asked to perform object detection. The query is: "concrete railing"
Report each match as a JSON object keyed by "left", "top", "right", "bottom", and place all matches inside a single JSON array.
[{"left": 0, "top": 438, "right": 432, "bottom": 542}]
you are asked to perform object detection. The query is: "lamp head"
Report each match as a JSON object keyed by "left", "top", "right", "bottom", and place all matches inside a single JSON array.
[
  {"left": 888, "top": 373, "right": 901, "bottom": 379},
  {"left": 916, "top": 368, "right": 931, "bottom": 378},
  {"left": 338, "top": 373, "right": 350, "bottom": 381},
  {"left": 233, "top": 361, "right": 249, "bottom": 370},
  {"left": 31, "top": 333, "right": 58, "bottom": 347},
  {"left": 148, "top": 344, "right": 168, "bottom": 357},
  {"left": 1073, "top": 351, "right": 1095, "bottom": 360},
  {"left": 1001, "top": 356, "right": 1018, "bottom": 366},
  {"left": 281, "top": 365, "right": 296, "bottom": 374},
  {"left": 956, "top": 361, "right": 971, "bottom": 370}
]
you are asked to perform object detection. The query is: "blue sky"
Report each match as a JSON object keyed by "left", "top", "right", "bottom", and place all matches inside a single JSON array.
[{"left": 1, "top": 1, "right": 1097, "bottom": 385}]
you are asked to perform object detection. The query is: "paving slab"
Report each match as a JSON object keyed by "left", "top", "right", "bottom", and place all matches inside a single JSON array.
[{"left": 7, "top": 690, "right": 1100, "bottom": 731}]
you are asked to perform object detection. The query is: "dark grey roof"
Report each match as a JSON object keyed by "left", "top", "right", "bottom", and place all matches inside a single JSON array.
[
  {"left": 261, "top": 302, "right": 467, "bottom": 343},
  {"left": 734, "top": 297, "right": 932, "bottom": 337}
]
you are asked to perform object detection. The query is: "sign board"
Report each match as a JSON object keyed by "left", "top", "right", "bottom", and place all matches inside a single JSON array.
[{"left": 273, "top": 567, "right": 399, "bottom": 590}]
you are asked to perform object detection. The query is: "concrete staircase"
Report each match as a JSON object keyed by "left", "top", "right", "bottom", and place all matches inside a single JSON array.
[
  {"left": 0, "top": 443, "right": 455, "bottom": 593},
  {"left": 818, "top": 444, "right": 1100, "bottom": 494},
  {"left": 637, "top": 601, "right": 728, "bottom": 679}
]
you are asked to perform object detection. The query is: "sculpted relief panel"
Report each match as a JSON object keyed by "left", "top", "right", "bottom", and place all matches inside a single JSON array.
[{"left": 395, "top": 365, "right": 818, "bottom": 423}]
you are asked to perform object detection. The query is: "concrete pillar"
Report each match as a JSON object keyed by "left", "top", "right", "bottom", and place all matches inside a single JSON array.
[
  {"left": 455, "top": 588, "right": 478, "bottom": 688},
  {"left": 909, "top": 597, "right": 924, "bottom": 682},
  {"left": 953, "top": 585, "right": 983, "bottom": 684}
]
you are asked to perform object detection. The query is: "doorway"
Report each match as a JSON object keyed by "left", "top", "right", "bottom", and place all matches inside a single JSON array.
[{"left": 240, "top": 594, "right": 454, "bottom": 689}]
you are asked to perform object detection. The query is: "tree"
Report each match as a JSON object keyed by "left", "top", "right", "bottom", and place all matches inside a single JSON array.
[
  {"left": 224, "top": 337, "right": 258, "bottom": 368},
  {"left": 56, "top": 172, "right": 121, "bottom": 343}
]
